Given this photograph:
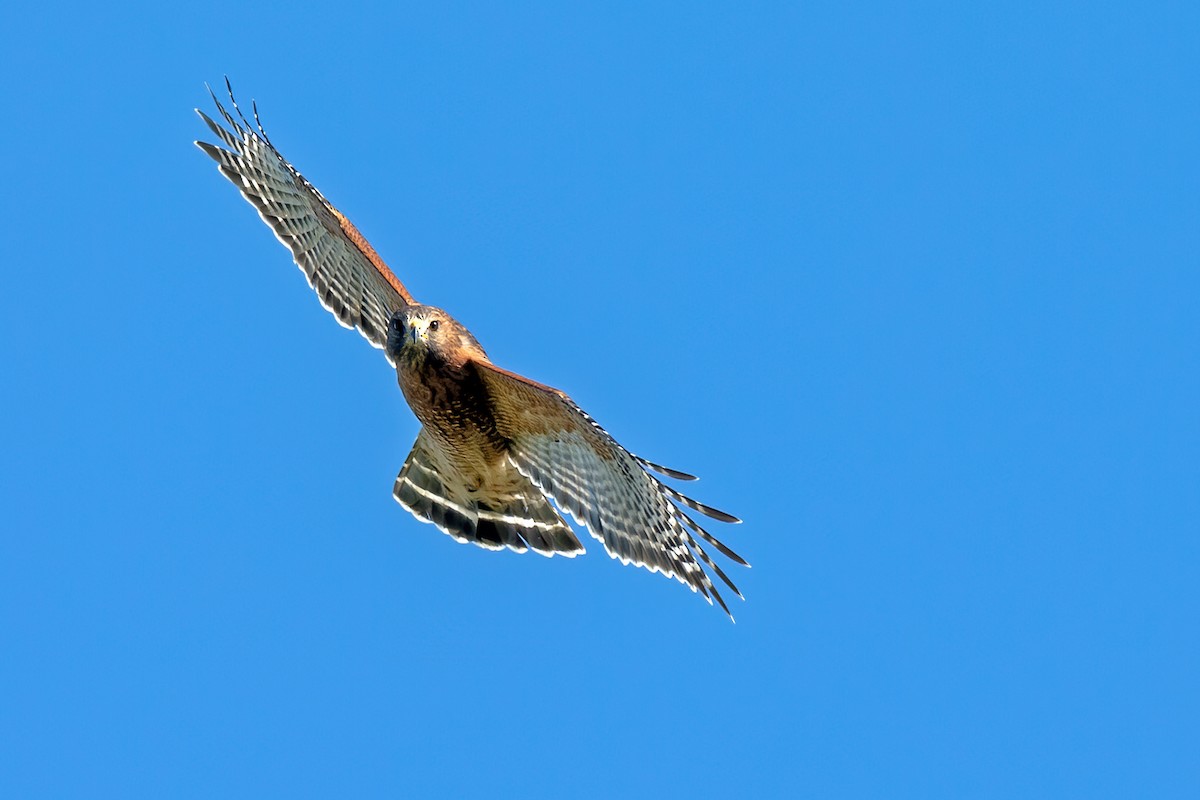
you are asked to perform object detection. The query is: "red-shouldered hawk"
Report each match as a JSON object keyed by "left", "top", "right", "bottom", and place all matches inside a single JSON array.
[{"left": 195, "top": 81, "right": 747, "bottom": 618}]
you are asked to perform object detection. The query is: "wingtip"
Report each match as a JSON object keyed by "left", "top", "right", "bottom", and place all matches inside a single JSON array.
[
  {"left": 710, "top": 507, "right": 742, "bottom": 524},
  {"left": 194, "top": 140, "right": 222, "bottom": 160},
  {"left": 710, "top": 585, "right": 735, "bottom": 620},
  {"left": 635, "top": 455, "right": 701, "bottom": 482}
]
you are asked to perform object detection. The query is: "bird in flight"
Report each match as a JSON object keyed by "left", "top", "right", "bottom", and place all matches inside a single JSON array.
[{"left": 195, "top": 81, "right": 748, "bottom": 617}]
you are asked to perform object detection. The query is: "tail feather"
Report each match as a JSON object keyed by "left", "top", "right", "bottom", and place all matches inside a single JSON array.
[{"left": 393, "top": 431, "right": 584, "bottom": 557}]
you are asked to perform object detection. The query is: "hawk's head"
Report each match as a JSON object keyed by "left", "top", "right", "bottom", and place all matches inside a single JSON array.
[{"left": 387, "top": 305, "right": 488, "bottom": 367}]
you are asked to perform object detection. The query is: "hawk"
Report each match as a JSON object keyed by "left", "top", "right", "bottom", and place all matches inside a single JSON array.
[{"left": 195, "top": 82, "right": 748, "bottom": 617}]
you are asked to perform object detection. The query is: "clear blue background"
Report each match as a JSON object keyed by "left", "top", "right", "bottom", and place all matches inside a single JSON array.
[{"left": 2, "top": 2, "right": 1196, "bottom": 797}]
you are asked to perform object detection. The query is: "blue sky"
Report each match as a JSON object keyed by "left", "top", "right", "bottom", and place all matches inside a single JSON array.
[{"left": 2, "top": 2, "right": 1196, "bottom": 797}]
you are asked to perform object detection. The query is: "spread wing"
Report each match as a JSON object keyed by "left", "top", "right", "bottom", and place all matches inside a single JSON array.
[
  {"left": 474, "top": 361, "right": 748, "bottom": 618},
  {"left": 194, "top": 80, "right": 413, "bottom": 351}
]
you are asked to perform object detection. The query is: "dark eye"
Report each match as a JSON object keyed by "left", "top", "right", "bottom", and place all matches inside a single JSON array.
[{"left": 429, "top": 320, "right": 440, "bottom": 332}]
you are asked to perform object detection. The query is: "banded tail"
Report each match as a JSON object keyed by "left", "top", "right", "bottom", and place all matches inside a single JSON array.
[{"left": 393, "top": 431, "right": 584, "bottom": 557}]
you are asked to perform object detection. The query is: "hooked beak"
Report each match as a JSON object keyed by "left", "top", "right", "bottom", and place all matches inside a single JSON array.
[{"left": 408, "top": 318, "right": 433, "bottom": 344}]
